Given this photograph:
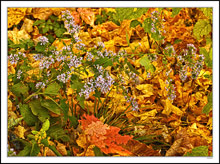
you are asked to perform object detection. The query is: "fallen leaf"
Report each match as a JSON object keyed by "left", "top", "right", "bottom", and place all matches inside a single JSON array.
[
  {"left": 122, "top": 139, "right": 161, "bottom": 156},
  {"left": 162, "top": 98, "right": 183, "bottom": 116},
  {"left": 8, "top": 8, "right": 27, "bottom": 28},
  {"left": 14, "top": 125, "right": 26, "bottom": 139},
  {"left": 77, "top": 8, "right": 95, "bottom": 27},
  {"left": 56, "top": 143, "right": 67, "bottom": 156},
  {"left": 32, "top": 8, "right": 53, "bottom": 20},
  {"left": 21, "top": 18, "right": 34, "bottom": 33}
]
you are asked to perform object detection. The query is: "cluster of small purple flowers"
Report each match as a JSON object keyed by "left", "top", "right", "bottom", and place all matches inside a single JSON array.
[
  {"left": 165, "top": 79, "right": 176, "bottom": 101},
  {"left": 38, "top": 36, "right": 49, "bottom": 46},
  {"left": 150, "top": 10, "right": 166, "bottom": 34},
  {"left": 97, "top": 41, "right": 105, "bottom": 49},
  {"left": 95, "top": 73, "right": 114, "bottom": 94},
  {"left": 75, "top": 43, "right": 85, "bottom": 50},
  {"left": 8, "top": 52, "right": 26, "bottom": 65},
  {"left": 39, "top": 55, "right": 55, "bottom": 70},
  {"left": 96, "top": 65, "right": 104, "bottom": 74},
  {"left": 35, "top": 82, "right": 46, "bottom": 89},
  {"left": 57, "top": 72, "right": 71, "bottom": 83},
  {"left": 167, "top": 84, "right": 176, "bottom": 101},
  {"left": 187, "top": 43, "right": 197, "bottom": 57},
  {"left": 179, "top": 65, "right": 188, "bottom": 81},
  {"left": 79, "top": 72, "right": 114, "bottom": 99},
  {"left": 191, "top": 56, "right": 204, "bottom": 79},
  {"left": 151, "top": 10, "right": 160, "bottom": 21},
  {"left": 8, "top": 147, "right": 16, "bottom": 156},
  {"left": 148, "top": 54, "right": 158, "bottom": 61},
  {"left": 8, "top": 54, "right": 19, "bottom": 65},
  {"left": 86, "top": 52, "right": 94, "bottom": 61},
  {"left": 119, "top": 74, "right": 125, "bottom": 84},
  {"left": 61, "top": 10, "right": 80, "bottom": 35},
  {"left": 17, "top": 70, "right": 22, "bottom": 79},
  {"left": 53, "top": 50, "right": 66, "bottom": 62},
  {"left": 151, "top": 23, "right": 157, "bottom": 33},
  {"left": 129, "top": 72, "right": 140, "bottom": 85},
  {"left": 79, "top": 78, "right": 95, "bottom": 99},
  {"left": 125, "top": 96, "right": 139, "bottom": 111},
  {"left": 165, "top": 45, "right": 176, "bottom": 56},
  {"left": 33, "top": 54, "right": 44, "bottom": 61},
  {"left": 117, "top": 49, "right": 127, "bottom": 57},
  {"left": 178, "top": 44, "right": 204, "bottom": 80},
  {"left": 166, "top": 68, "right": 172, "bottom": 76},
  {"left": 147, "top": 72, "right": 151, "bottom": 78},
  {"left": 67, "top": 55, "right": 82, "bottom": 68}
]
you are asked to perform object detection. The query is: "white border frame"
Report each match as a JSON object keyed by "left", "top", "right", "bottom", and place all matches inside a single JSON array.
[{"left": 1, "top": 1, "right": 219, "bottom": 163}]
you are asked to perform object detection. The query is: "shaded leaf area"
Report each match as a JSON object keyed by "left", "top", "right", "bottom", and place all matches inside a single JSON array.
[{"left": 7, "top": 7, "right": 212, "bottom": 157}]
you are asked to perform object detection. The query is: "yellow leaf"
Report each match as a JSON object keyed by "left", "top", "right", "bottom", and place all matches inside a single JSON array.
[
  {"left": 162, "top": 98, "right": 183, "bottom": 116},
  {"left": 8, "top": 99, "right": 13, "bottom": 111},
  {"left": 21, "top": 18, "right": 34, "bottom": 33},
  {"left": 14, "top": 125, "right": 26, "bottom": 139},
  {"left": 136, "top": 84, "right": 154, "bottom": 97},
  {"left": 8, "top": 28, "right": 31, "bottom": 44},
  {"left": 32, "top": 8, "right": 53, "bottom": 20},
  {"left": 8, "top": 8, "right": 27, "bottom": 28},
  {"left": 67, "top": 88, "right": 74, "bottom": 96},
  {"left": 76, "top": 134, "right": 87, "bottom": 149},
  {"left": 132, "top": 109, "right": 157, "bottom": 124},
  {"left": 56, "top": 143, "right": 67, "bottom": 156}
]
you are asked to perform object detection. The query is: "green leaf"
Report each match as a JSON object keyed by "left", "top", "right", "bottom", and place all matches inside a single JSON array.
[
  {"left": 69, "top": 115, "right": 78, "bottom": 129},
  {"left": 94, "top": 57, "right": 110, "bottom": 65},
  {"left": 139, "top": 55, "right": 155, "bottom": 73},
  {"left": 41, "top": 138, "right": 49, "bottom": 147},
  {"left": 130, "top": 20, "right": 142, "bottom": 28},
  {"left": 126, "top": 31, "right": 130, "bottom": 47},
  {"left": 17, "top": 145, "right": 31, "bottom": 156},
  {"left": 143, "top": 18, "right": 153, "bottom": 33},
  {"left": 184, "top": 146, "right": 209, "bottom": 156},
  {"left": 29, "top": 99, "right": 50, "bottom": 122},
  {"left": 200, "top": 8, "right": 212, "bottom": 20},
  {"left": 49, "top": 15, "right": 58, "bottom": 21},
  {"left": 30, "top": 141, "right": 40, "bottom": 156},
  {"left": 35, "top": 42, "right": 46, "bottom": 52},
  {"left": 33, "top": 19, "right": 45, "bottom": 26},
  {"left": 31, "top": 130, "right": 38, "bottom": 135},
  {"left": 44, "top": 82, "right": 61, "bottom": 95},
  {"left": 174, "top": 39, "right": 182, "bottom": 44},
  {"left": 41, "top": 99, "right": 61, "bottom": 115},
  {"left": 41, "top": 119, "right": 50, "bottom": 131},
  {"left": 77, "top": 95, "right": 85, "bottom": 109},
  {"left": 11, "top": 82, "right": 29, "bottom": 98},
  {"left": 127, "top": 62, "right": 140, "bottom": 75},
  {"left": 171, "top": 8, "right": 182, "bottom": 17},
  {"left": 48, "top": 145, "right": 62, "bottom": 156},
  {"left": 46, "top": 19, "right": 53, "bottom": 25},
  {"left": 19, "top": 103, "right": 38, "bottom": 126},
  {"left": 199, "top": 47, "right": 212, "bottom": 68},
  {"left": 55, "top": 28, "right": 65, "bottom": 37},
  {"left": 134, "top": 135, "right": 157, "bottom": 141},
  {"left": 71, "top": 80, "right": 84, "bottom": 92},
  {"left": 47, "top": 125, "right": 70, "bottom": 142},
  {"left": 115, "top": 8, "right": 149, "bottom": 22},
  {"left": 93, "top": 146, "right": 104, "bottom": 156},
  {"left": 60, "top": 99, "right": 69, "bottom": 122},
  {"left": 47, "top": 34, "right": 55, "bottom": 43},
  {"left": 193, "top": 19, "right": 212, "bottom": 40},
  {"left": 8, "top": 117, "right": 23, "bottom": 129},
  {"left": 202, "top": 92, "right": 212, "bottom": 115},
  {"left": 42, "top": 25, "right": 49, "bottom": 34}
]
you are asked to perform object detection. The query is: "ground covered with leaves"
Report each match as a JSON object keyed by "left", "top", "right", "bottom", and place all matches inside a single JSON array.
[{"left": 7, "top": 8, "right": 213, "bottom": 157}]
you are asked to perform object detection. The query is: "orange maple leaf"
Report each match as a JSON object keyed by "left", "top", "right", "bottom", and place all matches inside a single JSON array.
[{"left": 79, "top": 114, "right": 133, "bottom": 156}]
